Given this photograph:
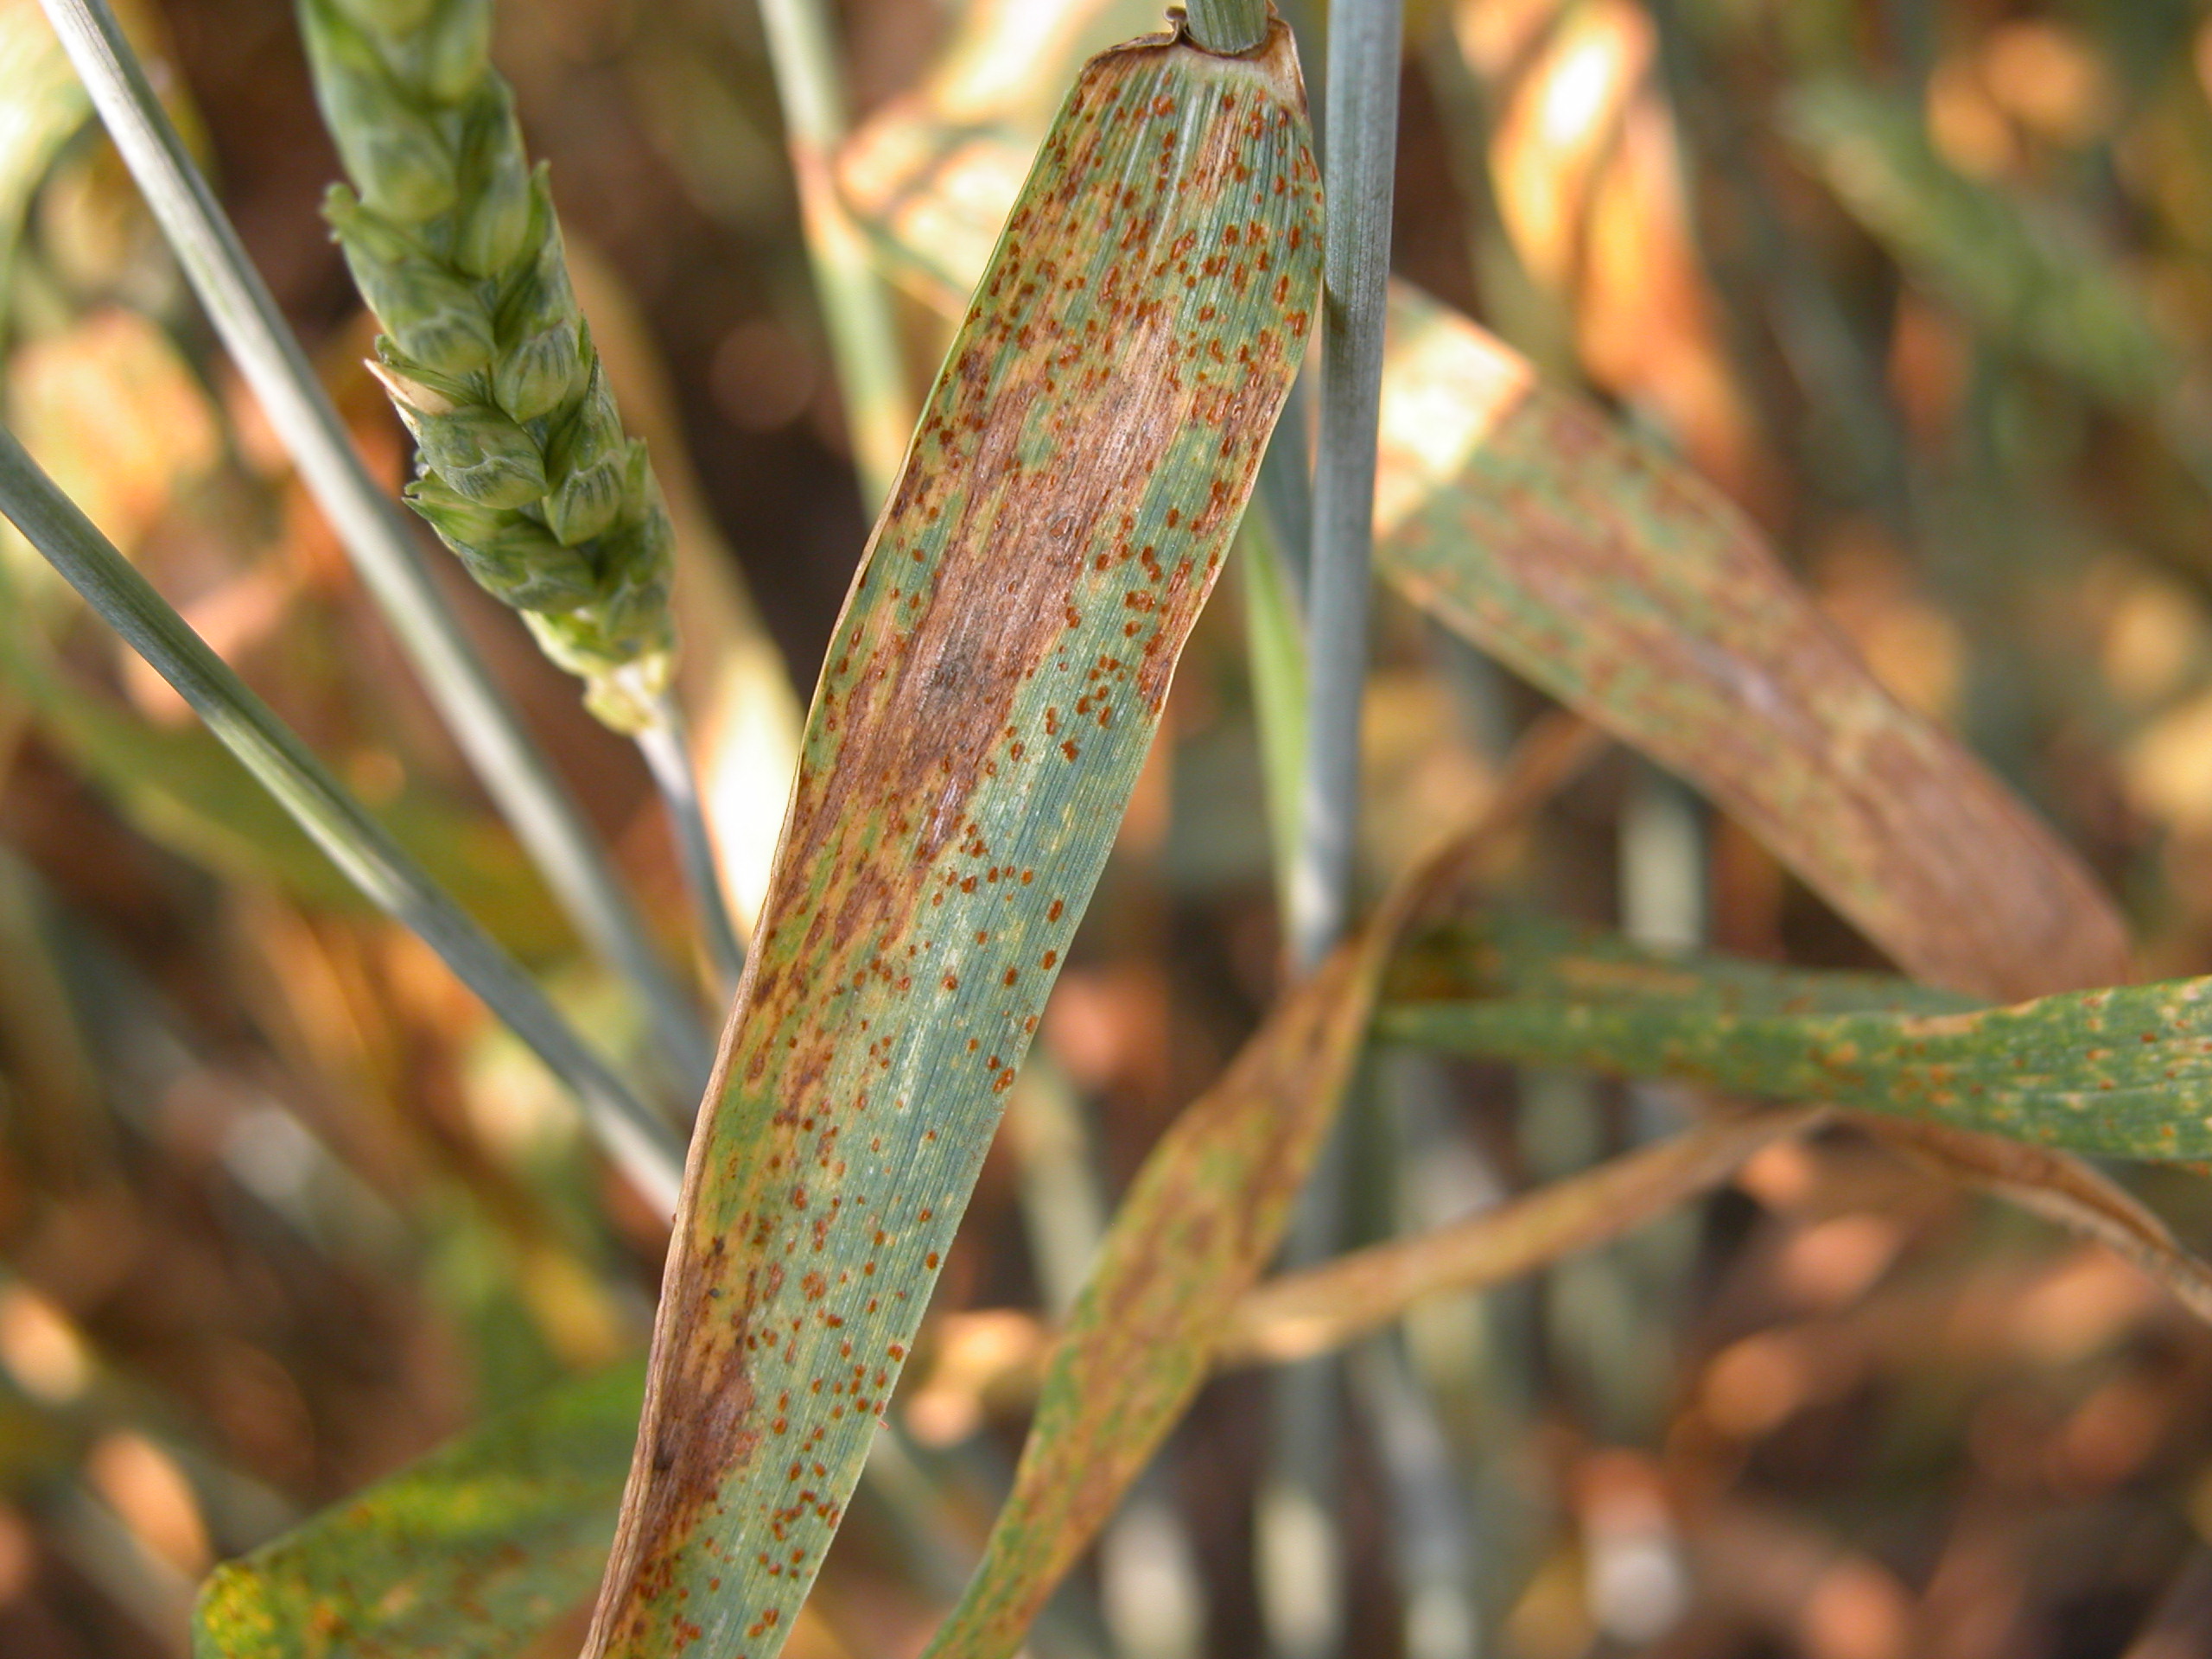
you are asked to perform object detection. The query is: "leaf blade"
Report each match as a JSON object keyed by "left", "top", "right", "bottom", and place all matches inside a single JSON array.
[
  {"left": 584, "top": 24, "right": 1323, "bottom": 1656},
  {"left": 1371, "top": 282, "right": 2130, "bottom": 1002},
  {"left": 1382, "top": 914, "right": 2212, "bottom": 1163},
  {"left": 1220, "top": 1103, "right": 1826, "bottom": 1366},
  {"left": 194, "top": 1363, "right": 643, "bottom": 1659}
]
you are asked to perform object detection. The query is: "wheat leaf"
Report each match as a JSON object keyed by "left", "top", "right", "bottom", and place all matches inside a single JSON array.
[
  {"left": 1372, "top": 282, "right": 2129, "bottom": 1002},
  {"left": 193, "top": 1363, "right": 642, "bottom": 1659},
  {"left": 1382, "top": 913, "right": 2212, "bottom": 1163},
  {"left": 581, "top": 20, "right": 1322, "bottom": 1656}
]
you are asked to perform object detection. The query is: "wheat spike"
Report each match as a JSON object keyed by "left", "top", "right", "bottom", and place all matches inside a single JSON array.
[{"left": 298, "top": 0, "right": 675, "bottom": 730}]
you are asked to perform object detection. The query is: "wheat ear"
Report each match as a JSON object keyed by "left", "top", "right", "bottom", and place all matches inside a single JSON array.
[{"left": 297, "top": 0, "right": 675, "bottom": 732}]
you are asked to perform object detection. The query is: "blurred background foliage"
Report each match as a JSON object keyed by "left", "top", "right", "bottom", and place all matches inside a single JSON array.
[{"left": 11, "top": 0, "right": 2212, "bottom": 1655}]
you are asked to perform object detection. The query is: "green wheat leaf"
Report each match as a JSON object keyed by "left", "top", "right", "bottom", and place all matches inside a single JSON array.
[{"left": 1383, "top": 913, "right": 2212, "bottom": 1162}]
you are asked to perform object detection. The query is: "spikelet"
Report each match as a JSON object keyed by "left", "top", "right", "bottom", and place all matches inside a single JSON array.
[{"left": 296, "top": 0, "right": 674, "bottom": 730}]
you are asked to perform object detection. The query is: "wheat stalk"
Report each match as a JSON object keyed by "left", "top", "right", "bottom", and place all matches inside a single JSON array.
[
  {"left": 0, "top": 424, "right": 685, "bottom": 1214},
  {"left": 296, "top": 0, "right": 675, "bottom": 733}
]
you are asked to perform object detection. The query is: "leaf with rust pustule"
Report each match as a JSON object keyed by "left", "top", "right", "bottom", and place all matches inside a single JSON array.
[
  {"left": 582, "top": 19, "right": 1320, "bottom": 1658},
  {"left": 1383, "top": 913, "right": 2212, "bottom": 1162},
  {"left": 1370, "top": 284, "right": 2128, "bottom": 1006},
  {"left": 194, "top": 1363, "right": 641, "bottom": 1659}
]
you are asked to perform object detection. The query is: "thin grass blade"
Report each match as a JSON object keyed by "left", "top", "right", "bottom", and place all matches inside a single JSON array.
[
  {"left": 1220, "top": 1103, "right": 1825, "bottom": 1364},
  {"left": 0, "top": 423, "right": 684, "bottom": 1215},
  {"left": 582, "top": 21, "right": 1322, "bottom": 1655}
]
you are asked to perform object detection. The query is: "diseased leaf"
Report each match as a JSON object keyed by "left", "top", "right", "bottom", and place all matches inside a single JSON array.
[
  {"left": 1382, "top": 913, "right": 2212, "bottom": 1163},
  {"left": 194, "top": 1362, "right": 642, "bottom": 1659},
  {"left": 1370, "top": 282, "right": 2129, "bottom": 1004},
  {"left": 583, "top": 21, "right": 1322, "bottom": 1656},
  {"left": 1356, "top": 288, "right": 2209, "bottom": 1326},
  {"left": 923, "top": 717, "right": 1604, "bottom": 1659},
  {"left": 1219, "top": 1103, "right": 1827, "bottom": 1366}
]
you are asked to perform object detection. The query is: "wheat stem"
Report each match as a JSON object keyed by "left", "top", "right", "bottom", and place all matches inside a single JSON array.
[
  {"left": 35, "top": 0, "right": 716, "bottom": 1094},
  {"left": 0, "top": 424, "right": 685, "bottom": 1215},
  {"left": 1270, "top": 3, "right": 1403, "bottom": 1654},
  {"left": 635, "top": 699, "right": 747, "bottom": 998},
  {"left": 1290, "top": 0, "right": 1401, "bottom": 976},
  {"left": 753, "top": 0, "right": 916, "bottom": 512},
  {"left": 1185, "top": 0, "right": 1272, "bottom": 55}
]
